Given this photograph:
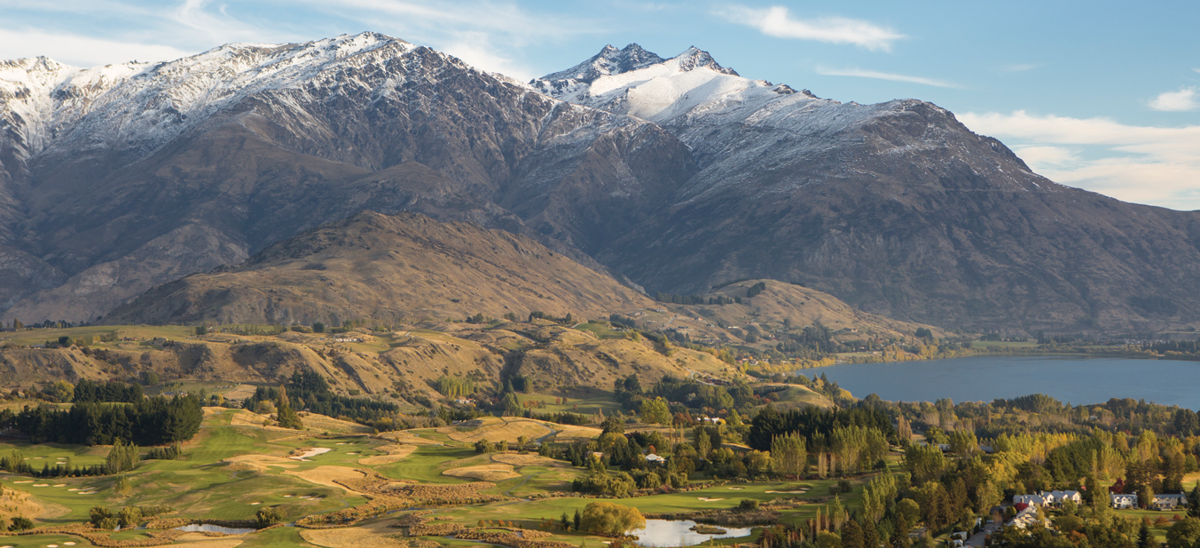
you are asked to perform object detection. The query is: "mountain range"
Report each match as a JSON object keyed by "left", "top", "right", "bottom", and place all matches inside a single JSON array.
[{"left": 2, "top": 34, "right": 1198, "bottom": 333}]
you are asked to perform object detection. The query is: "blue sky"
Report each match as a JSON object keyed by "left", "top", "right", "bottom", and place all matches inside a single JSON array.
[{"left": 2, "top": 0, "right": 1198, "bottom": 210}]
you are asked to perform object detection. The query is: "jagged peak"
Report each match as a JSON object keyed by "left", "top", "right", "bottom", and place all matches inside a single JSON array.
[
  {"left": 670, "top": 46, "right": 738, "bottom": 77},
  {"left": 538, "top": 43, "right": 666, "bottom": 84}
]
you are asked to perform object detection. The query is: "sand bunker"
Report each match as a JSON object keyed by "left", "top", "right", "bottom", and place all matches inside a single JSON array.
[
  {"left": 442, "top": 464, "right": 521, "bottom": 482},
  {"left": 358, "top": 444, "right": 416, "bottom": 466},
  {"left": 284, "top": 466, "right": 366, "bottom": 491},
  {"left": 290, "top": 447, "right": 332, "bottom": 461},
  {"left": 697, "top": 497, "right": 725, "bottom": 501},
  {"left": 765, "top": 490, "right": 808, "bottom": 494}
]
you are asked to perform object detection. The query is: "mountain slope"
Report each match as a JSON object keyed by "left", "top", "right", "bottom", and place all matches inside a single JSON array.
[
  {"left": 105, "top": 211, "right": 654, "bottom": 325},
  {"left": 533, "top": 45, "right": 1200, "bottom": 333},
  {"left": 0, "top": 34, "right": 694, "bottom": 323}
]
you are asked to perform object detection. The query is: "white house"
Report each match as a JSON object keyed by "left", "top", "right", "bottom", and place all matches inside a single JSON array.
[
  {"left": 1015, "top": 490, "right": 1080, "bottom": 507},
  {"left": 1155, "top": 493, "right": 1187, "bottom": 510},
  {"left": 1111, "top": 493, "right": 1138, "bottom": 509},
  {"left": 1011, "top": 506, "right": 1043, "bottom": 529},
  {"left": 1048, "top": 490, "right": 1082, "bottom": 505},
  {"left": 1014, "top": 493, "right": 1047, "bottom": 506},
  {"left": 645, "top": 454, "right": 666, "bottom": 465}
]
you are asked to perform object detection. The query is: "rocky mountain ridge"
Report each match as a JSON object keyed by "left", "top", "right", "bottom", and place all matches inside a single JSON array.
[{"left": 1, "top": 35, "right": 1198, "bottom": 333}]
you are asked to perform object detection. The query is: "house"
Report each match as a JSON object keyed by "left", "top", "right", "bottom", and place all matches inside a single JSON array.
[
  {"left": 1154, "top": 493, "right": 1187, "bottom": 510},
  {"left": 1111, "top": 493, "right": 1138, "bottom": 509},
  {"left": 1015, "top": 490, "right": 1080, "bottom": 507},
  {"left": 645, "top": 454, "right": 666, "bottom": 465},
  {"left": 1048, "top": 490, "right": 1082, "bottom": 506},
  {"left": 1011, "top": 506, "right": 1043, "bottom": 529},
  {"left": 1014, "top": 493, "right": 1047, "bottom": 506}
]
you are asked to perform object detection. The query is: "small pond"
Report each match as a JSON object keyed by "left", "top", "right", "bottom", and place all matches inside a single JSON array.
[
  {"left": 630, "top": 519, "right": 754, "bottom": 547},
  {"left": 174, "top": 524, "right": 257, "bottom": 535}
]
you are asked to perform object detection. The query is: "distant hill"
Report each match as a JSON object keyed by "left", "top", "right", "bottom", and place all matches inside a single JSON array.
[{"left": 105, "top": 211, "right": 652, "bottom": 326}]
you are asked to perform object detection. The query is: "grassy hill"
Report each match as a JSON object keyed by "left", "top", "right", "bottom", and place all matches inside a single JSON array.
[{"left": 105, "top": 211, "right": 655, "bottom": 326}]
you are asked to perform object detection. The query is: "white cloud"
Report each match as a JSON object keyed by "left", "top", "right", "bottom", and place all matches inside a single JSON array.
[
  {"left": 0, "top": 0, "right": 592, "bottom": 79},
  {"left": 1148, "top": 87, "right": 1198, "bottom": 112},
  {"left": 815, "top": 66, "right": 959, "bottom": 88},
  {"left": 719, "top": 5, "right": 903, "bottom": 52},
  {"left": 442, "top": 32, "right": 533, "bottom": 81},
  {"left": 960, "top": 110, "right": 1200, "bottom": 210},
  {"left": 1000, "top": 63, "right": 1038, "bottom": 72},
  {"left": 0, "top": 27, "right": 191, "bottom": 66}
]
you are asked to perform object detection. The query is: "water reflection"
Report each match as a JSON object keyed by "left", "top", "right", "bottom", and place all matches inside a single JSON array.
[{"left": 629, "top": 519, "right": 753, "bottom": 547}]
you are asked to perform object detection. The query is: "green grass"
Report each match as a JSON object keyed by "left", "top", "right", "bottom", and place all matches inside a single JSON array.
[{"left": 573, "top": 322, "right": 628, "bottom": 340}]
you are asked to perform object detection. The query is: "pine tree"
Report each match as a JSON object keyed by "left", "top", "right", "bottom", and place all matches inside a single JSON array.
[
  {"left": 1137, "top": 520, "right": 1152, "bottom": 548},
  {"left": 276, "top": 385, "right": 303, "bottom": 430},
  {"left": 573, "top": 509, "right": 582, "bottom": 531},
  {"left": 840, "top": 519, "right": 864, "bottom": 548},
  {"left": 1189, "top": 481, "right": 1200, "bottom": 519}
]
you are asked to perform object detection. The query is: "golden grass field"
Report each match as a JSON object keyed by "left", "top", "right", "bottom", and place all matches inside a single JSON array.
[{"left": 442, "top": 464, "right": 520, "bottom": 482}]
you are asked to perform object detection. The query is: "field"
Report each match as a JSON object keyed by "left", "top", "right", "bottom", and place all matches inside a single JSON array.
[{"left": 0, "top": 402, "right": 888, "bottom": 548}]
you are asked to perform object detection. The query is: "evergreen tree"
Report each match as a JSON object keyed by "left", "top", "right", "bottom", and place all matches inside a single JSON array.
[
  {"left": 840, "top": 518, "right": 864, "bottom": 548},
  {"left": 275, "top": 385, "right": 303, "bottom": 430},
  {"left": 1190, "top": 481, "right": 1200, "bottom": 519},
  {"left": 1137, "top": 520, "right": 1152, "bottom": 548}
]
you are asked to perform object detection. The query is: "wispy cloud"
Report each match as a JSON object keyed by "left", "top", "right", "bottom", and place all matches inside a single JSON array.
[
  {"left": 1000, "top": 63, "right": 1038, "bottom": 72},
  {"left": 815, "top": 66, "right": 960, "bottom": 88},
  {"left": 719, "top": 5, "right": 903, "bottom": 52},
  {"left": 0, "top": 27, "right": 191, "bottom": 66},
  {"left": 960, "top": 110, "right": 1200, "bottom": 210},
  {"left": 0, "top": 0, "right": 598, "bottom": 78},
  {"left": 1148, "top": 87, "right": 1198, "bottom": 112}
]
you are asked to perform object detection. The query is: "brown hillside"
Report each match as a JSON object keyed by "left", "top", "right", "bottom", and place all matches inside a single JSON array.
[{"left": 105, "top": 211, "right": 654, "bottom": 326}]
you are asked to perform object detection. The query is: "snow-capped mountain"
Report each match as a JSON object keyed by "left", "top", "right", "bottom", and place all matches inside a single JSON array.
[
  {"left": 535, "top": 45, "right": 1200, "bottom": 331},
  {"left": 1, "top": 36, "right": 1198, "bottom": 333},
  {"left": 0, "top": 33, "right": 693, "bottom": 322}
]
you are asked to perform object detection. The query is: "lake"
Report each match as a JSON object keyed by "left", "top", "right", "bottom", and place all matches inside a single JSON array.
[
  {"left": 630, "top": 519, "right": 754, "bottom": 547},
  {"left": 810, "top": 355, "right": 1200, "bottom": 407}
]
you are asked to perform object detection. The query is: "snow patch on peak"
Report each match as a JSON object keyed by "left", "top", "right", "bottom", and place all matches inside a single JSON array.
[
  {"left": 538, "top": 43, "right": 665, "bottom": 87},
  {"left": 1, "top": 32, "right": 423, "bottom": 165},
  {"left": 669, "top": 47, "right": 738, "bottom": 77}
]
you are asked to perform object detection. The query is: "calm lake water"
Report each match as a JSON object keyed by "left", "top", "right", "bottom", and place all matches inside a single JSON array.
[
  {"left": 630, "top": 519, "right": 754, "bottom": 547},
  {"left": 810, "top": 356, "right": 1200, "bottom": 407},
  {"left": 174, "top": 524, "right": 257, "bottom": 535}
]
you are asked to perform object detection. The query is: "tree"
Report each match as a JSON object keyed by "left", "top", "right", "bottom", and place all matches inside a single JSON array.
[
  {"left": 275, "top": 385, "right": 303, "bottom": 430},
  {"left": 573, "top": 509, "right": 582, "bottom": 532},
  {"left": 312, "top": 322, "right": 325, "bottom": 333},
  {"left": 1188, "top": 482, "right": 1200, "bottom": 519},
  {"left": 106, "top": 440, "right": 139, "bottom": 474},
  {"left": 640, "top": 398, "right": 672, "bottom": 426},
  {"left": 580, "top": 501, "right": 645, "bottom": 536},
  {"left": 840, "top": 519, "right": 864, "bottom": 548},
  {"left": 771, "top": 432, "right": 807, "bottom": 478},
  {"left": 1139, "top": 520, "right": 1154, "bottom": 548},
  {"left": 695, "top": 428, "right": 712, "bottom": 458},
  {"left": 9, "top": 516, "right": 32, "bottom": 531},
  {"left": 256, "top": 506, "right": 282, "bottom": 528},
  {"left": 814, "top": 531, "right": 842, "bottom": 548}
]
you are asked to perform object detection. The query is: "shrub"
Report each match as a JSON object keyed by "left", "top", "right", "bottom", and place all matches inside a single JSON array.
[
  {"left": 738, "top": 499, "right": 760, "bottom": 511},
  {"left": 256, "top": 506, "right": 282, "bottom": 528},
  {"left": 9, "top": 516, "right": 33, "bottom": 531},
  {"left": 581, "top": 501, "right": 645, "bottom": 536}
]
